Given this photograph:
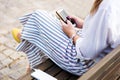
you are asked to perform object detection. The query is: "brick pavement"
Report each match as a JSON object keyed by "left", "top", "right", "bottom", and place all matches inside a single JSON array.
[
  {"left": 0, "top": 0, "right": 94, "bottom": 80},
  {"left": 0, "top": 31, "right": 29, "bottom": 80}
]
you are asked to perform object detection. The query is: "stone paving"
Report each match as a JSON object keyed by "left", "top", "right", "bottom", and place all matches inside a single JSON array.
[
  {"left": 0, "top": 31, "right": 29, "bottom": 80},
  {"left": 0, "top": 0, "right": 94, "bottom": 80}
]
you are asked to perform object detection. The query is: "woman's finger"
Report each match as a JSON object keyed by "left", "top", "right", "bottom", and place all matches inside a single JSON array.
[
  {"left": 67, "top": 20, "right": 73, "bottom": 27},
  {"left": 60, "top": 20, "right": 68, "bottom": 27}
]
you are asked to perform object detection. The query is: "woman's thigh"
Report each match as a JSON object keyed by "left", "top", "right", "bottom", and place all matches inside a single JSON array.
[{"left": 18, "top": 10, "right": 94, "bottom": 76}]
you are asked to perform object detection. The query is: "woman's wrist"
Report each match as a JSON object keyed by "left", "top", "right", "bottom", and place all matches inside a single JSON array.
[
  {"left": 70, "top": 33, "right": 80, "bottom": 45},
  {"left": 73, "top": 35, "right": 80, "bottom": 45}
]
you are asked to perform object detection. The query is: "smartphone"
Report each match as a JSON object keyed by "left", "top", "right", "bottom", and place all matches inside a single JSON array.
[
  {"left": 56, "top": 9, "right": 69, "bottom": 23},
  {"left": 56, "top": 9, "right": 76, "bottom": 26}
]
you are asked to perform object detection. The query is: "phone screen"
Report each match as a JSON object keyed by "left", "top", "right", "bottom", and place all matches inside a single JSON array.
[
  {"left": 56, "top": 9, "right": 68, "bottom": 23},
  {"left": 56, "top": 9, "right": 76, "bottom": 27}
]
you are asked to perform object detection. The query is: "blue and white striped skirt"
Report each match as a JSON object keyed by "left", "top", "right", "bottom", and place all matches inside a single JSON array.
[{"left": 16, "top": 10, "right": 95, "bottom": 76}]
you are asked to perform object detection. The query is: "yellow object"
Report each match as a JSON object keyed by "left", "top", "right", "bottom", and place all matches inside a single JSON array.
[{"left": 12, "top": 28, "right": 21, "bottom": 43}]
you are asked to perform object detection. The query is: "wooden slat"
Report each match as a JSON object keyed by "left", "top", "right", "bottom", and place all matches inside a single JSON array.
[
  {"left": 36, "top": 59, "right": 54, "bottom": 71},
  {"left": 45, "top": 65, "right": 62, "bottom": 76},
  {"left": 78, "top": 45, "right": 120, "bottom": 80},
  {"left": 116, "top": 76, "right": 120, "bottom": 80},
  {"left": 44, "top": 60, "right": 79, "bottom": 80},
  {"left": 68, "top": 75, "right": 79, "bottom": 80},
  {"left": 55, "top": 71, "right": 71, "bottom": 80},
  {"left": 96, "top": 56, "right": 120, "bottom": 80},
  {"left": 102, "top": 59, "right": 120, "bottom": 80}
]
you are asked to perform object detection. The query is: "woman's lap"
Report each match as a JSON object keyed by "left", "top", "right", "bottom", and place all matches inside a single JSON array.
[{"left": 17, "top": 10, "right": 95, "bottom": 76}]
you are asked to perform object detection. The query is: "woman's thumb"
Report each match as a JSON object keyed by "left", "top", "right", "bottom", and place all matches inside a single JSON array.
[{"left": 67, "top": 20, "right": 73, "bottom": 26}]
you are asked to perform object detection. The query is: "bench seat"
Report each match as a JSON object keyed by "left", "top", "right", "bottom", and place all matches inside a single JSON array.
[{"left": 20, "top": 45, "right": 120, "bottom": 80}]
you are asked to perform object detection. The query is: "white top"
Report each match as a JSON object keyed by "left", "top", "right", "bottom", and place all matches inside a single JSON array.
[{"left": 76, "top": 0, "right": 120, "bottom": 60}]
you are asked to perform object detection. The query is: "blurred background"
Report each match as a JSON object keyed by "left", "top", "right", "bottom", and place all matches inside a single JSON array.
[
  {"left": 0, "top": 0, "right": 94, "bottom": 30},
  {"left": 0, "top": 0, "right": 94, "bottom": 80}
]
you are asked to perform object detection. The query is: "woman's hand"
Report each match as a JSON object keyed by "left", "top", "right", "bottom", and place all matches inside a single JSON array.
[
  {"left": 61, "top": 20, "right": 80, "bottom": 44},
  {"left": 67, "top": 15, "right": 84, "bottom": 28},
  {"left": 61, "top": 20, "right": 76, "bottom": 38}
]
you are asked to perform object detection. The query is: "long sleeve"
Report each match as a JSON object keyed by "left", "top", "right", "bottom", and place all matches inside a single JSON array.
[
  {"left": 75, "top": 0, "right": 120, "bottom": 60},
  {"left": 75, "top": 7, "right": 111, "bottom": 60},
  {"left": 107, "top": 8, "right": 120, "bottom": 48}
]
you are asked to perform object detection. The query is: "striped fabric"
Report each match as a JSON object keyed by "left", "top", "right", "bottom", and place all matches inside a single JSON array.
[{"left": 16, "top": 10, "right": 95, "bottom": 76}]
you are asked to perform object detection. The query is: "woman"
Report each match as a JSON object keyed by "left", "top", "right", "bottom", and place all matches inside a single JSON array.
[{"left": 12, "top": 0, "right": 120, "bottom": 76}]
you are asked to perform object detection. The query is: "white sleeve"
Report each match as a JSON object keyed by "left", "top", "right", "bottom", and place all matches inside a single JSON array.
[
  {"left": 75, "top": 37, "right": 91, "bottom": 60},
  {"left": 75, "top": 9, "right": 110, "bottom": 60},
  {"left": 107, "top": 11, "right": 120, "bottom": 48}
]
